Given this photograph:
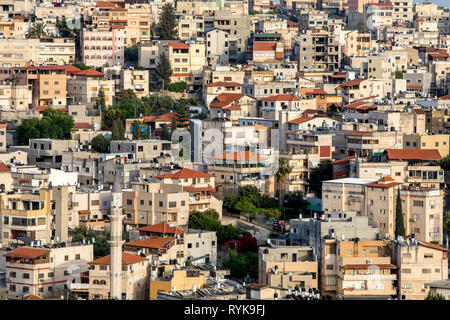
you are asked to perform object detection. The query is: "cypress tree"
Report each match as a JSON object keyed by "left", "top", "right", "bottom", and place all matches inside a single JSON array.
[
  {"left": 395, "top": 188, "right": 406, "bottom": 238},
  {"left": 155, "top": 3, "right": 179, "bottom": 40},
  {"left": 132, "top": 121, "right": 141, "bottom": 140},
  {"left": 156, "top": 52, "right": 172, "bottom": 91},
  {"left": 161, "top": 124, "right": 170, "bottom": 141},
  {"left": 111, "top": 120, "right": 121, "bottom": 141}
]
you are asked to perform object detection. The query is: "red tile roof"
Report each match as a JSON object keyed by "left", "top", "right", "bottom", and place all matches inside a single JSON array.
[
  {"left": 90, "top": 252, "right": 147, "bottom": 265},
  {"left": 138, "top": 222, "right": 185, "bottom": 234},
  {"left": 253, "top": 42, "right": 277, "bottom": 51},
  {"left": 155, "top": 167, "right": 215, "bottom": 179},
  {"left": 171, "top": 73, "right": 193, "bottom": 77},
  {"left": 167, "top": 42, "right": 190, "bottom": 49},
  {"left": 288, "top": 116, "right": 313, "bottom": 125},
  {"left": 0, "top": 161, "right": 10, "bottom": 172},
  {"left": 261, "top": 94, "right": 300, "bottom": 102},
  {"left": 210, "top": 93, "right": 246, "bottom": 108},
  {"left": 385, "top": 149, "right": 442, "bottom": 161},
  {"left": 333, "top": 156, "right": 356, "bottom": 165},
  {"left": 73, "top": 123, "right": 94, "bottom": 130},
  {"left": 336, "top": 78, "right": 365, "bottom": 89},
  {"left": 96, "top": 1, "right": 119, "bottom": 8},
  {"left": 438, "top": 94, "right": 450, "bottom": 100},
  {"left": 74, "top": 69, "right": 104, "bottom": 77},
  {"left": 124, "top": 237, "right": 174, "bottom": 249},
  {"left": 369, "top": 1, "right": 393, "bottom": 6},
  {"left": 348, "top": 131, "right": 372, "bottom": 137},
  {"left": 4, "top": 247, "right": 50, "bottom": 259},
  {"left": 417, "top": 240, "right": 449, "bottom": 252},
  {"left": 301, "top": 88, "right": 327, "bottom": 95}
]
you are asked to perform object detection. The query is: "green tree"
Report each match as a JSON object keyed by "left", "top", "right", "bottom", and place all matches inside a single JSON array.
[
  {"left": 395, "top": 70, "right": 405, "bottom": 79},
  {"left": 132, "top": 120, "right": 141, "bottom": 140},
  {"left": 155, "top": 3, "right": 179, "bottom": 40},
  {"left": 223, "top": 250, "right": 258, "bottom": 280},
  {"left": 168, "top": 81, "right": 188, "bottom": 92},
  {"left": 56, "top": 16, "right": 78, "bottom": 38},
  {"left": 395, "top": 188, "right": 406, "bottom": 238},
  {"left": 224, "top": 195, "right": 240, "bottom": 212},
  {"left": 234, "top": 197, "right": 256, "bottom": 214},
  {"left": 161, "top": 123, "right": 170, "bottom": 140},
  {"left": 119, "top": 89, "right": 138, "bottom": 102},
  {"left": 72, "top": 59, "right": 90, "bottom": 71},
  {"left": 284, "top": 191, "right": 309, "bottom": 219},
  {"left": 171, "top": 116, "right": 178, "bottom": 134},
  {"left": 90, "top": 134, "right": 109, "bottom": 153},
  {"left": 238, "top": 186, "right": 262, "bottom": 207},
  {"left": 444, "top": 210, "right": 450, "bottom": 236},
  {"left": 425, "top": 292, "right": 445, "bottom": 300},
  {"left": 276, "top": 158, "right": 292, "bottom": 202},
  {"left": 439, "top": 155, "right": 450, "bottom": 171},
  {"left": 124, "top": 44, "right": 139, "bottom": 67},
  {"left": 156, "top": 52, "right": 173, "bottom": 90},
  {"left": 27, "top": 22, "right": 47, "bottom": 39},
  {"left": 71, "top": 226, "right": 110, "bottom": 258},
  {"left": 14, "top": 109, "right": 74, "bottom": 145},
  {"left": 188, "top": 210, "right": 242, "bottom": 244},
  {"left": 307, "top": 160, "right": 333, "bottom": 197},
  {"left": 111, "top": 119, "right": 123, "bottom": 141},
  {"left": 96, "top": 86, "right": 106, "bottom": 123}
]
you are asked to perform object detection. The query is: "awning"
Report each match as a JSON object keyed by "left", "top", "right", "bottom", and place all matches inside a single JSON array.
[{"left": 18, "top": 236, "right": 34, "bottom": 245}]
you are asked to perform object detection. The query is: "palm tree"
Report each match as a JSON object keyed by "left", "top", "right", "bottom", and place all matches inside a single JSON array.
[
  {"left": 27, "top": 22, "right": 47, "bottom": 39},
  {"left": 276, "top": 158, "right": 292, "bottom": 204}
]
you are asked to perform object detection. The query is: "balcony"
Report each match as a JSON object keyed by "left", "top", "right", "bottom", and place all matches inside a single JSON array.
[
  {"left": 68, "top": 282, "right": 89, "bottom": 290},
  {"left": 343, "top": 286, "right": 396, "bottom": 296},
  {"left": 342, "top": 274, "right": 397, "bottom": 281}
]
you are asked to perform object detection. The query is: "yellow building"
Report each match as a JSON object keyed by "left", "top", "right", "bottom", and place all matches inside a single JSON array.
[
  {"left": 149, "top": 269, "right": 206, "bottom": 300},
  {"left": 403, "top": 134, "right": 450, "bottom": 157}
]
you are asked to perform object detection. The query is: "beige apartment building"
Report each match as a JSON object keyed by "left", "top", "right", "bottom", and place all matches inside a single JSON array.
[
  {"left": 260, "top": 94, "right": 301, "bottom": 121},
  {"left": 154, "top": 167, "right": 222, "bottom": 217},
  {"left": 0, "top": 18, "right": 25, "bottom": 38},
  {"left": 0, "top": 81, "right": 32, "bottom": 111},
  {"left": 258, "top": 246, "right": 318, "bottom": 291},
  {"left": 344, "top": 31, "right": 372, "bottom": 58},
  {"left": 39, "top": 38, "right": 76, "bottom": 65},
  {"left": 159, "top": 42, "right": 206, "bottom": 92},
  {"left": 5, "top": 245, "right": 93, "bottom": 299},
  {"left": 0, "top": 190, "right": 52, "bottom": 245},
  {"left": 337, "top": 78, "right": 388, "bottom": 105},
  {"left": 26, "top": 139, "right": 79, "bottom": 169},
  {"left": 105, "top": 66, "right": 149, "bottom": 99},
  {"left": 122, "top": 182, "right": 190, "bottom": 229},
  {"left": 322, "top": 239, "right": 397, "bottom": 299},
  {"left": 403, "top": 134, "right": 450, "bottom": 157},
  {"left": 88, "top": 252, "right": 149, "bottom": 300},
  {"left": 123, "top": 3, "right": 151, "bottom": 46},
  {"left": 149, "top": 269, "right": 206, "bottom": 300},
  {"left": 393, "top": 238, "right": 448, "bottom": 300},
  {"left": 0, "top": 38, "right": 40, "bottom": 68},
  {"left": 67, "top": 69, "right": 115, "bottom": 110}
]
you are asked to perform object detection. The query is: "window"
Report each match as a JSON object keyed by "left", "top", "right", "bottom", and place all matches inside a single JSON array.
[
  {"left": 413, "top": 200, "right": 424, "bottom": 207},
  {"left": 9, "top": 285, "right": 15, "bottom": 292},
  {"left": 100, "top": 266, "right": 107, "bottom": 271},
  {"left": 346, "top": 250, "right": 352, "bottom": 256},
  {"left": 169, "top": 201, "right": 177, "bottom": 208},
  {"left": 159, "top": 201, "right": 163, "bottom": 207},
  {"left": 188, "top": 243, "right": 192, "bottom": 248},
  {"left": 23, "top": 273, "right": 30, "bottom": 279},
  {"left": 127, "top": 199, "right": 133, "bottom": 205},
  {"left": 65, "top": 255, "right": 69, "bottom": 261},
  {"left": 326, "top": 264, "right": 334, "bottom": 270},
  {"left": 75, "top": 254, "right": 81, "bottom": 260},
  {"left": 402, "top": 268, "right": 411, "bottom": 273},
  {"left": 422, "top": 269, "right": 431, "bottom": 274},
  {"left": 9, "top": 271, "right": 16, "bottom": 278},
  {"left": 424, "top": 253, "right": 433, "bottom": 258}
]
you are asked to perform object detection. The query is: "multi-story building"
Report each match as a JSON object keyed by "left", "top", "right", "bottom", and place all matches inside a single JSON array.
[
  {"left": 298, "top": 29, "right": 341, "bottom": 73},
  {"left": 392, "top": 237, "right": 448, "bottom": 300},
  {"left": 322, "top": 239, "right": 397, "bottom": 299},
  {"left": 4, "top": 245, "right": 93, "bottom": 300},
  {"left": 88, "top": 252, "right": 149, "bottom": 300},
  {"left": 81, "top": 28, "right": 125, "bottom": 68},
  {"left": 258, "top": 246, "right": 318, "bottom": 291}
]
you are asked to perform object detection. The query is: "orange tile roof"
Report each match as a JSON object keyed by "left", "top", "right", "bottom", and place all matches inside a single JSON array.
[
  {"left": 167, "top": 42, "right": 189, "bottom": 49},
  {"left": 96, "top": 1, "right": 119, "bottom": 8},
  {"left": 204, "top": 81, "right": 241, "bottom": 87},
  {"left": 301, "top": 88, "right": 327, "bottom": 95},
  {"left": 138, "top": 222, "right": 185, "bottom": 234},
  {"left": 23, "top": 294, "right": 63, "bottom": 300},
  {"left": 407, "top": 84, "right": 423, "bottom": 89},
  {"left": 90, "top": 252, "right": 146, "bottom": 265},
  {"left": 254, "top": 42, "right": 277, "bottom": 51},
  {"left": 336, "top": 78, "right": 365, "bottom": 89},
  {"left": 154, "top": 112, "right": 177, "bottom": 122},
  {"left": 0, "top": 161, "right": 10, "bottom": 172},
  {"left": 385, "top": 149, "right": 442, "bottom": 161},
  {"left": 369, "top": 1, "right": 393, "bottom": 6},
  {"left": 348, "top": 131, "right": 372, "bottom": 137},
  {"left": 333, "top": 156, "right": 356, "bottom": 165},
  {"left": 36, "top": 106, "right": 50, "bottom": 112},
  {"left": 417, "top": 240, "right": 449, "bottom": 252},
  {"left": 209, "top": 151, "right": 261, "bottom": 161},
  {"left": 171, "top": 73, "right": 193, "bottom": 77},
  {"left": 438, "top": 94, "right": 450, "bottom": 100},
  {"left": 365, "top": 182, "right": 402, "bottom": 188},
  {"left": 222, "top": 105, "right": 241, "bottom": 111},
  {"left": 210, "top": 93, "right": 246, "bottom": 108},
  {"left": 155, "top": 167, "right": 215, "bottom": 179},
  {"left": 288, "top": 116, "right": 312, "bottom": 124},
  {"left": 4, "top": 247, "right": 50, "bottom": 259},
  {"left": 73, "top": 122, "right": 94, "bottom": 130},
  {"left": 261, "top": 94, "right": 300, "bottom": 102},
  {"left": 74, "top": 69, "right": 104, "bottom": 77},
  {"left": 124, "top": 237, "right": 174, "bottom": 249}
]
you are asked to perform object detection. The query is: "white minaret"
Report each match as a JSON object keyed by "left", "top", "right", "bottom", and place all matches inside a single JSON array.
[{"left": 108, "top": 174, "right": 124, "bottom": 300}]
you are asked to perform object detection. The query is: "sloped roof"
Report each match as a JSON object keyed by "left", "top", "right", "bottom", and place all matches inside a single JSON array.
[
  {"left": 4, "top": 247, "right": 50, "bottom": 259},
  {"left": 210, "top": 93, "right": 246, "bottom": 108},
  {"left": 74, "top": 69, "right": 104, "bottom": 77},
  {"left": 385, "top": 149, "right": 442, "bottom": 161},
  {"left": 336, "top": 78, "right": 365, "bottom": 89},
  {"left": 0, "top": 161, "right": 10, "bottom": 172},
  {"left": 288, "top": 116, "right": 313, "bottom": 124},
  {"left": 155, "top": 167, "right": 215, "bottom": 179},
  {"left": 90, "top": 252, "right": 146, "bottom": 265},
  {"left": 261, "top": 94, "right": 300, "bottom": 102},
  {"left": 253, "top": 42, "right": 277, "bottom": 51},
  {"left": 167, "top": 42, "right": 189, "bottom": 49},
  {"left": 138, "top": 222, "right": 185, "bottom": 234},
  {"left": 124, "top": 237, "right": 174, "bottom": 249}
]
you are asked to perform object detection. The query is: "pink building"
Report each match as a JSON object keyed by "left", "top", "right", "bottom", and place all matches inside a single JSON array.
[{"left": 81, "top": 27, "right": 125, "bottom": 68}]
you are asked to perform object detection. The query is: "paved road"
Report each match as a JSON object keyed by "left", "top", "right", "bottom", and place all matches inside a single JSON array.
[{"left": 221, "top": 216, "right": 271, "bottom": 245}]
